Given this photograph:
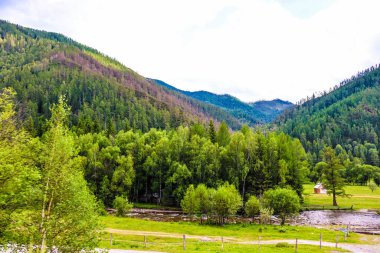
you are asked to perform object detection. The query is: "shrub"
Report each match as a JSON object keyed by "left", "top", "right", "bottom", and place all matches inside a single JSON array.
[
  {"left": 276, "top": 242, "right": 290, "bottom": 248},
  {"left": 113, "top": 196, "right": 133, "bottom": 216},
  {"left": 245, "top": 195, "right": 260, "bottom": 223},
  {"left": 259, "top": 207, "right": 273, "bottom": 225},
  {"left": 262, "top": 188, "right": 300, "bottom": 225}
]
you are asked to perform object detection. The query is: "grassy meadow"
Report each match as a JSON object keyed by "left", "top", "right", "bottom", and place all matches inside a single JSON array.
[
  {"left": 100, "top": 216, "right": 374, "bottom": 252},
  {"left": 100, "top": 184, "right": 380, "bottom": 252},
  {"left": 99, "top": 233, "right": 347, "bottom": 253},
  {"left": 303, "top": 184, "right": 380, "bottom": 210},
  {"left": 101, "top": 216, "right": 365, "bottom": 244}
]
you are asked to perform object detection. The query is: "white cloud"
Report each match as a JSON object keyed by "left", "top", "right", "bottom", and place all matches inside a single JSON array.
[{"left": 2, "top": 0, "right": 380, "bottom": 103}]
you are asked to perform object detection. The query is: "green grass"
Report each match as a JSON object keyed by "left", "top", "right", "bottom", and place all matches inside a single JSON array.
[
  {"left": 303, "top": 184, "right": 380, "bottom": 210},
  {"left": 99, "top": 233, "right": 347, "bottom": 253},
  {"left": 102, "top": 216, "right": 362, "bottom": 244}
]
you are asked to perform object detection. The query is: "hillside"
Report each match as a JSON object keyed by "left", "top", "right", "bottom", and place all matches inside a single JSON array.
[
  {"left": 0, "top": 20, "right": 242, "bottom": 134},
  {"left": 277, "top": 65, "right": 380, "bottom": 166},
  {"left": 151, "top": 79, "right": 293, "bottom": 124}
]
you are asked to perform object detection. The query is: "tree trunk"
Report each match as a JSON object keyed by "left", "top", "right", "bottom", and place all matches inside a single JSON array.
[
  {"left": 332, "top": 191, "right": 337, "bottom": 206},
  {"left": 159, "top": 173, "right": 162, "bottom": 204},
  {"left": 332, "top": 187, "right": 338, "bottom": 206},
  {"left": 242, "top": 178, "right": 246, "bottom": 205},
  {"left": 40, "top": 178, "right": 49, "bottom": 253}
]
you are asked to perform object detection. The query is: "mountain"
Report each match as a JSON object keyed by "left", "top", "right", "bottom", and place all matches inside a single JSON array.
[
  {"left": 0, "top": 20, "right": 243, "bottom": 134},
  {"left": 277, "top": 65, "right": 380, "bottom": 166},
  {"left": 250, "top": 99, "right": 293, "bottom": 123},
  {"left": 150, "top": 79, "right": 293, "bottom": 124}
]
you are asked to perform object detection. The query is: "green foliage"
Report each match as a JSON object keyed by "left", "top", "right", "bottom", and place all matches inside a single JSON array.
[
  {"left": 262, "top": 188, "right": 300, "bottom": 225},
  {"left": 181, "top": 185, "right": 196, "bottom": 217},
  {"left": 368, "top": 182, "right": 377, "bottom": 192},
  {"left": 194, "top": 184, "right": 214, "bottom": 219},
  {"left": 0, "top": 88, "right": 41, "bottom": 244},
  {"left": 217, "top": 121, "right": 230, "bottom": 146},
  {"left": 276, "top": 242, "right": 290, "bottom": 247},
  {"left": 245, "top": 195, "right": 260, "bottom": 221},
  {"left": 320, "top": 147, "right": 347, "bottom": 206},
  {"left": 213, "top": 183, "right": 242, "bottom": 224},
  {"left": 259, "top": 207, "right": 273, "bottom": 225},
  {"left": 0, "top": 92, "right": 100, "bottom": 252},
  {"left": 113, "top": 196, "right": 133, "bottom": 216}
]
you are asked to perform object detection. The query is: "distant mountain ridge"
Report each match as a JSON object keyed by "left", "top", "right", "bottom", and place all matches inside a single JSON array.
[
  {"left": 277, "top": 64, "right": 380, "bottom": 166},
  {"left": 150, "top": 79, "right": 293, "bottom": 124},
  {"left": 0, "top": 20, "right": 244, "bottom": 133}
]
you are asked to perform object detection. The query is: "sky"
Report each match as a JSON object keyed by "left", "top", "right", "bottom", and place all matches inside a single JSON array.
[{"left": 1, "top": 0, "right": 380, "bottom": 103}]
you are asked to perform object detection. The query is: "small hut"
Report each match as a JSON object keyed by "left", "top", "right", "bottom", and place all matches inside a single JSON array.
[{"left": 314, "top": 183, "right": 327, "bottom": 194}]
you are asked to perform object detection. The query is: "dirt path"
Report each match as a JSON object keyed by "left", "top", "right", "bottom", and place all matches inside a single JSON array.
[
  {"left": 108, "top": 250, "right": 164, "bottom": 253},
  {"left": 106, "top": 228, "right": 235, "bottom": 242},
  {"left": 240, "top": 239, "right": 380, "bottom": 253},
  {"left": 106, "top": 228, "right": 380, "bottom": 253}
]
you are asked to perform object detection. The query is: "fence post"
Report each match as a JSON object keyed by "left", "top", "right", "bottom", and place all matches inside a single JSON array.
[
  {"left": 335, "top": 235, "right": 338, "bottom": 248},
  {"left": 110, "top": 233, "right": 113, "bottom": 246},
  {"left": 295, "top": 238, "right": 298, "bottom": 253},
  {"left": 221, "top": 236, "right": 224, "bottom": 250},
  {"left": 144, "top": 235, "right": 147, "bottom": 248},
  {"left": 319, "top": 233, "right": 322, "bottom": 249},
  {"left": 258, "top": 236, "right": 261, "bottom": 252},
  {"left": 183, "top": 234, "right": 186, "bottom": 250}
]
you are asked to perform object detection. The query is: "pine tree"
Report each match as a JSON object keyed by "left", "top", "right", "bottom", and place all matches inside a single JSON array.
[{"left": 208, "top": 120, "right": 216, "bottom": 143}]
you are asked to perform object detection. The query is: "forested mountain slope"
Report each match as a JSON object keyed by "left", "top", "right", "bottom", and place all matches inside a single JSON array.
[
  {"left": 151, "top": 79, "right": 293, "bottom": 124},
  {"left": 277, "top": 65, "right": 380, "bottom": 166},
  {"left": 0, "top": 20, "right": 242, "bottom": 134}
]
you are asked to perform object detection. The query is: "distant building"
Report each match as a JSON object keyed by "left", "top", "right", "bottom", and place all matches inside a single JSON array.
[{"left": 314, "top": 183, "right": 327, "bottom": 194}]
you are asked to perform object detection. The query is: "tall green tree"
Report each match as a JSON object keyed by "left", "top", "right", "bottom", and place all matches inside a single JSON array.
[
  {"left": 208, "top": 120, "right": 216, "bottom": 143},
  {"left": 37, "top": 97, "right": 100, "bottom": 252},
  {"left": 216, "top": 121, "right": 230, "bottom": 147},
  {"left": 0, "top": 88, "right": 40, "bottom": 245},
  {"left": 320, "top": 147, "right": 346, "bottom": 206},
  {"left": 181, "top": 184, "right": 197, "bottom": 219}
]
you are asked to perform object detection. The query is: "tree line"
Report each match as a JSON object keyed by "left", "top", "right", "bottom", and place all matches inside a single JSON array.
[{"left": 76, "top": 120, "right": 309, "bottom": 208}]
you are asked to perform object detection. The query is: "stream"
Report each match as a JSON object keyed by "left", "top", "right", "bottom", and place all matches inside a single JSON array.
[
  {"left": 126, "top": 208, "right": 380, "bottom": 234},
  {"left": 293, "top": 210, "right": 380, "bottom": 234}
]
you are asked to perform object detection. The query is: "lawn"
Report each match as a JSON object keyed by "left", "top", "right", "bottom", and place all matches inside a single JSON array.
[
  {"left": 303, "top": 184, "right": 380, "bottom": 210},
  {"left": 101, "top": 216, "right": 362, "bottom": 244},
  {"left": 99, "top": 233, "right": 347, "bottom": 253}
]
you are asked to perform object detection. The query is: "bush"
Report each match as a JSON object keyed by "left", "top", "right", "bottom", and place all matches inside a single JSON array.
[
  {"left": 262, "top": 188, "right": 300, "bottom": 225},
  {"left": 113, "top": 196, "right": 133, "bottom": 216},
  {"left": 276, "top": 242, "right": 290, "bottom": 248},
  {"left": 245, "top": 195, "right": 260, "bottom": 222},
  {"left": 368, "top": 182, "right": 378, "bottom": 192},
  {"left": 213, "top": 183, "right": 242, "bottom": 224},
  {"left": 259, "top": 207, "right": 273, "bottom": 225}
]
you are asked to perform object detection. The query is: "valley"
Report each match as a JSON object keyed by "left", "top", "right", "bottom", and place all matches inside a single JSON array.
[{"left": 0, "top": 16, "right": 380, "bottom": 253}]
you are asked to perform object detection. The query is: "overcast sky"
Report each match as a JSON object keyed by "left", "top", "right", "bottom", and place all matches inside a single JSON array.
[{"left": 1, "top": 0, "right": 380, "bottom": 103}]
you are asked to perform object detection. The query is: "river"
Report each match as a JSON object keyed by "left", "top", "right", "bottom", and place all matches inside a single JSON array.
[{"left": 293, "top": 210, "right": 380, "bottom": 234}]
